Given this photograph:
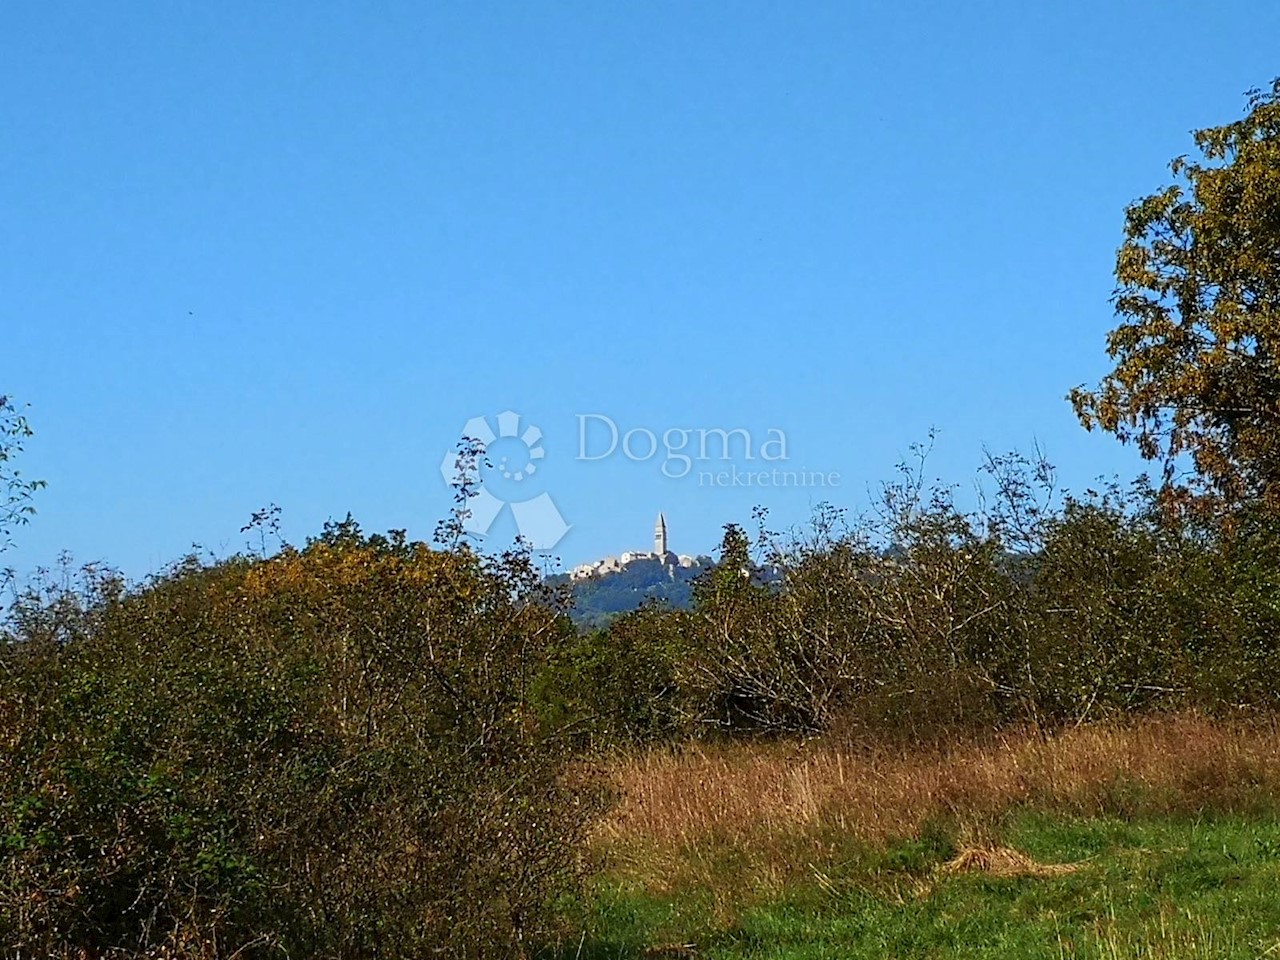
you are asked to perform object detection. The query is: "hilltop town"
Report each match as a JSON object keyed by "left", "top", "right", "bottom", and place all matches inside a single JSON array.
[{"left": 568, "top": 512, "right": 706, "bottom": 581}]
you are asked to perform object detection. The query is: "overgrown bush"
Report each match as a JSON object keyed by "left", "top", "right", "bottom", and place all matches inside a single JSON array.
[
  {"left": 678, "top": 458, "right": 1022, "bottom": 735},
  {"left": 0, "top": 521, "right": 597, "bottom": 959},
  {"left": 534, "top": 603, "right": 693, "bottom": 747},
  {"left": 635, "top": 448, "right": 1280, "bottom": 738}
]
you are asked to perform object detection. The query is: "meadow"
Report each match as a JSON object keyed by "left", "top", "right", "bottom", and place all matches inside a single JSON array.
[
  {"left": 11, "top": 460, "right": 1280, "bottom": 956},
  {"left": 549, "top": 715, "right": 1280, "bottom": 958}
]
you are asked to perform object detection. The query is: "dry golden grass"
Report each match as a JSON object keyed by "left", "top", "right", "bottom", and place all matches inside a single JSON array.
[{"left": 593, "top": 713, "right": 1280, "bottom": 891}]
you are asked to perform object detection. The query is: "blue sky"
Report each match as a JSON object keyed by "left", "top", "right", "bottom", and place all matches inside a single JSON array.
[{"left": 3, "top": 1, "right": 1278, "bottom": 576}]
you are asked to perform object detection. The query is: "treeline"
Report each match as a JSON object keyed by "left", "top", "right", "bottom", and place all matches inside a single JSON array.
[
  {"left": 5, "top": 453, "right": 1280, "bottom": 956},
  {"left": 547, "top": 453, "right": 1280, "bottom": 745}
]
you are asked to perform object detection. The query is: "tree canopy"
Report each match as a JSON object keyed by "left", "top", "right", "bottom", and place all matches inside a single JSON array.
[{"left": 1071, "top": 79, "right": 1280, "bottom": 513}]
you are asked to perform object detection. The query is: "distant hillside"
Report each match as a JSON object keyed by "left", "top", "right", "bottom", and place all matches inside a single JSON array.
[{"left": 548, "top": 556, "right": 713, "bottom": 631}]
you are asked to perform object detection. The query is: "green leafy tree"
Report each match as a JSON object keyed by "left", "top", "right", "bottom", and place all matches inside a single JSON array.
[
  {"left": 1071, "top": 80, "right": 1280, "bottom": 513},
  {"left": 0, "top": 395, "right": 43, "bottom": 555}
]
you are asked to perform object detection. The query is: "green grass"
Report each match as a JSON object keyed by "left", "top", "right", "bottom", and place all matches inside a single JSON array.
[{"left": 545, "top": 815, "right": 1280, "bottom": 959}]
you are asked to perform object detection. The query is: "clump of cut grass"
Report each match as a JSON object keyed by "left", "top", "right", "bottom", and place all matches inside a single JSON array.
[{"left": 938, "top": 845, "right": 1081, "bottom": 878}]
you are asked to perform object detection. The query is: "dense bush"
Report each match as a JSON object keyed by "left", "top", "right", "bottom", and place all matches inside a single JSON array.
[
  {"left": 581, "top": 452, "right": 1280, "bottom": 740},
  {"left": 0, "top": 522, "right": 596, "bottom": 959},
  {"left": 534, "top": 603, "right": 693, "bottom": 747}
]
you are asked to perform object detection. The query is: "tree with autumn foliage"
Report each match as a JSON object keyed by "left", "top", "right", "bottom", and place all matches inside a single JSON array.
[{"left": 1071, "top": 79, "right": 1280, "bottom": 513}]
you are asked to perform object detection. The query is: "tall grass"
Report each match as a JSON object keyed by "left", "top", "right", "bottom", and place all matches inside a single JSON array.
[{"left": 595, "top": 714, "right": 1280, "bottom": 890}]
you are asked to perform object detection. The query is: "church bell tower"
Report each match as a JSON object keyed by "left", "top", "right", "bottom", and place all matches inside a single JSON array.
[{"left": 654, "top": 512, "right": 668, "bottom": 556}]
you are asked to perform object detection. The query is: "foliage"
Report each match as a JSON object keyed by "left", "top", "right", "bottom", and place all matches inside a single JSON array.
[
  {"left": 0, "top": 523, "right": 597, "bottom": 959},
  {"left": 573, "top": 443, "right": 1280, "bottom": 739},
  {"left": 535, "top": 604, "right": 694, "bottom": 748},
  {"left": 684, "top": 523, "right": 794, "bottom": 731},
  {"left": 1071, "top": 79, "right": 1280, "bottom": 514},
  {"left": 0, "top": 395, "right": 44, "bottom": 559}
]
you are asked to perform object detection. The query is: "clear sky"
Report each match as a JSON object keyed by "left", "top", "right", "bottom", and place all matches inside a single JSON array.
[{"left": 4, "top": 1, "right": 1278, "bottom": 577}]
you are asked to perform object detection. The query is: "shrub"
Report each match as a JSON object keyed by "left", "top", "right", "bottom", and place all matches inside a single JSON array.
[
  {"left": 669, "top": 450, "right": 1280, "bottom": 737},
  {"left": 534, "top": 603, "right": 693, "bottom": 749},
  {"left": 0, "top": 523, "right": 597, "bottom": 959}
]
